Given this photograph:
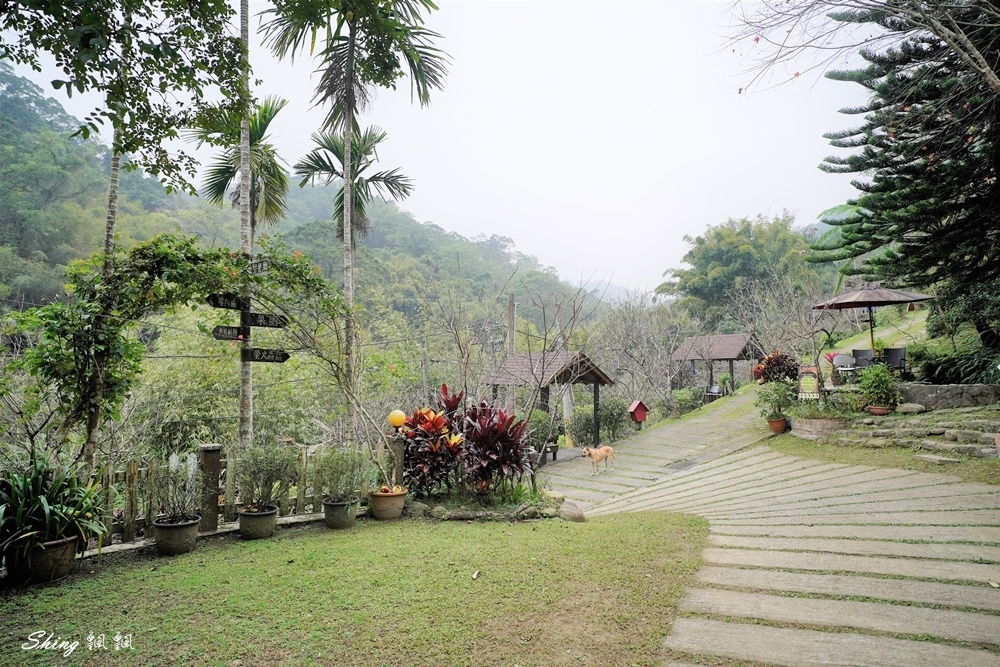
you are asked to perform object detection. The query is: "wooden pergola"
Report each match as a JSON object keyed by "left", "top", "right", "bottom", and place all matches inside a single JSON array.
[
  {"left": 671, "top": 333, "right": 764, "bottom": 386},
  {"left": 482, "top": 350, "right": 614, "bottom": 447}
]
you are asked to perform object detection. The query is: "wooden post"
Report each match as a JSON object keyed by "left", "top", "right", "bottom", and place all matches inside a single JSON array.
[
  {"left": 102, "top": 466, "right": 115, "bottom": 544},
  {"left": 199, "top": 443, "right": 223, "bottom": 532},
  {"left": 295, "top": 447, "right": 307, "bottom": 515},
  {"left": 389, "top": 436, "right": 405, "bottom": 487},
  {"left": 310, "top": 453, "right": 322, "bottom": 513},
  {"left": 223, "top": 447, "right": 237, "bottom": 522},
  {"left": 145, "top": 458, "right": 158, "bottom": 534},
  {"left": 593, "top": 382, "right": 600, "bottom": 448},
  {"left": 123, "top": 459, "right": 138, "bottom": 543},
  {"left": 540, "top": 386, "right": 550, "bottom": 414}
]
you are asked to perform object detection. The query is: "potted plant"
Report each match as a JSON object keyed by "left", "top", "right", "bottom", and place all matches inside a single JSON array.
[
  {"left": 787, "top": 394, "right": 853, "bottom": 440},
  {"left": 235, "top": 444, "right": 298, "bottom": 539},
  {"left": 858, "top": 363, "right": 900, "bottom": 415},
  {"left": 0, "top": 455, "right": 109, "bottom": 585},
  {"left": 754, "top": 379, "right": 796, "bottom": 434},
  {"left": 151, "top": 453, "right": 203, "bottom": 556},
  {"left": 316, "top": 448, "right": 367, "bottom": 529}
]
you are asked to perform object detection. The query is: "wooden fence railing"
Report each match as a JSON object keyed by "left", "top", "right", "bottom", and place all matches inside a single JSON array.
[{"left": 97, "top": 445, "right": 326, "bottom": 546}]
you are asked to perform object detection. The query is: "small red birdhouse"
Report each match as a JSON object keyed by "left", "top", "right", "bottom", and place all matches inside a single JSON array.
[{"left": 627, "top": 400, "right": 649, "bottom": 423}]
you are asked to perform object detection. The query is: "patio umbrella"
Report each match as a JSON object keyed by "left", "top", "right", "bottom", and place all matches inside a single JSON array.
[{"left": 812, "top": 287, "right": 934, "bottom": 353}]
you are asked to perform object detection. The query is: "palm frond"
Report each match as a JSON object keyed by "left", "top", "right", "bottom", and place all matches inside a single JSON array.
[{"left": 260, "top": 0, "right": 344, "bottom": 62}]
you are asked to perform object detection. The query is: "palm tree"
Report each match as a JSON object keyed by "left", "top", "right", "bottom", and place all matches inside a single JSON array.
[
  {"left": 187, "top": 95, "right": 291, "bottom": 249},
  {"left": 294, "top": 126, "right": 414, "bottom": 248},
  {"left": 262, "top": 0, "right": 447, "bottom": 442}
]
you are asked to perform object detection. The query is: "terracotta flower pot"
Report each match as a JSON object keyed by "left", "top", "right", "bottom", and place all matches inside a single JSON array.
[
  {"left": 368, "top": 489, "right": 408, "bottom": 521},
  {"left": 767, "top": 418, "right": 788, "bottom": 434},
  {"left": 238, "top": 504, "right": 279, "bottom": 540},
  {"left": 867, "top": 406, "right": 890, "bottom": 416},
  {"left": 4, "top": 535, "right": 79, "bottom": 586},
  {"left": 152, "top": 515, "right": 201, "bottom": 556},
  {"left": 322, "top": 499, "right": 357, "bottom": 529}
]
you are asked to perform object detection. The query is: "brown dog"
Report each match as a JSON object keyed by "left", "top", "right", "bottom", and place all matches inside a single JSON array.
[{"left": 582, "top": 446, "right": 616, "bottom": 475}]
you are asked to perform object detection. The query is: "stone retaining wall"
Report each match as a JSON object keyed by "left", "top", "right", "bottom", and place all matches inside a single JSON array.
[{"left": 899, "top": 383, "right": 1000, "bottom": 410}]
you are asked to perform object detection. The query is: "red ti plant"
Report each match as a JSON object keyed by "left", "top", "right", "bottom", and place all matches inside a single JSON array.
[
  {"left": 462, "top": 401, "right": 534, "bottom": 500},
  {"left": 438, "top": 383, "right": 465, "bottom": 421},
  {"left": 401, "top": 407, "right": 465, "bottom": 497}
]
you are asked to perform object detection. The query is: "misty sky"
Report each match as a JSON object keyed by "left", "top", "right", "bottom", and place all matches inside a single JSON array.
[{"left": 20, "top": 0, "right": 872, "bottom": 292}]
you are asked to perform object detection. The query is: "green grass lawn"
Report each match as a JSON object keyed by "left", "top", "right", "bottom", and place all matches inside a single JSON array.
[{"left": 1, "top": 513, "right": 708, "bottom": 667}]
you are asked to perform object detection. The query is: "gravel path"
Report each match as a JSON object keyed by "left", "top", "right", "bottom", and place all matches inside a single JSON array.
[{"left": 540, "top": 392, "right": 1000, "bottom": 666}]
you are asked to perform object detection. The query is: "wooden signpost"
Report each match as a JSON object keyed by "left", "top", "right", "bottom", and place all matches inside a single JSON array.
[{"left": 206, "top": 292, "right": 289, "bottom": 363}]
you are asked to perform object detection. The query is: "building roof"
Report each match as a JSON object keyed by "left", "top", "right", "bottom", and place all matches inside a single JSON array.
[
  {"left": 671, "top": 333, "right": 762, "bottom": 362},
  {"left": 482, "top": 350, "right": 613, "bottom": 388}
]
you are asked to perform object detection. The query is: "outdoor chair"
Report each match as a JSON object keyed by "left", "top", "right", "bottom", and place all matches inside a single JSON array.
[
  {"left": 884, "top": 347, "right": 906, "bottom": 372},
  {"left": 832, "top": 353, "right": 857, "bottom": 383},
  {"left": 704, "top": 385, "right": 723, "bottom": 403},
  {"left": 852, "top": 349, "right": 874, "bottom": 369}
]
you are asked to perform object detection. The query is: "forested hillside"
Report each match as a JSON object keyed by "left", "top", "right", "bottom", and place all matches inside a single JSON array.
[{"left": 0, "top": 63, "right": 588, "bottom": 328}]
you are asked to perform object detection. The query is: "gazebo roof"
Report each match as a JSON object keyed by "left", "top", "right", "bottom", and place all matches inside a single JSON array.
[
  {"left": 482, "top": 350, "right": 613, "bottom": 388},
  {"left": 671, "top": 333, "right": 762, "bottom": 362}
]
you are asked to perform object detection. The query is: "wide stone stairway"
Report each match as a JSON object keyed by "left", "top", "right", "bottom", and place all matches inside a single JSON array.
[{"left": 541, "top": 394, "right": 1000, "bottom": 666}]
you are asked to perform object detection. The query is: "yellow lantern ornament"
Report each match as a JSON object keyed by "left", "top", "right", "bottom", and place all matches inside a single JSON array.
[{"left": 388, "top": 409, "right": 406, "bottom": 429}]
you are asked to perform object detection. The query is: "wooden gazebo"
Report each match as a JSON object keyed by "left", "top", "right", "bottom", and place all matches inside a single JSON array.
[
  {"left": 671, "top": 333, "right": 763, "bottom": 386},
  {"left": 482, "top": 350, "right": 613, "bottom": 447}
]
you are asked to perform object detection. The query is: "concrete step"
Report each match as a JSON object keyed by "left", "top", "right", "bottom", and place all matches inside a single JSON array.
[
  {"left": 663, "top": 617, "right": 1000, "bottom": 667},
  {"left": 680, "top": 588, "right": 1000, "bottom": 645},
  {"left": 701, "top": 547, "right": 1000, "bottom": 583},
  {"left": 695, "top": 566, "right": 1000, "bottom": 612}
]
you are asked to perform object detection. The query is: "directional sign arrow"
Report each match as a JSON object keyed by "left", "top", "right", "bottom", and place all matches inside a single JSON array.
[
  {"left": 241, "top": 348, "right": 290, "bottom": 363},
  {"left": 248, "top": 312, "right": 288, "bottom": 328},
  {"left": 212, "top": 326, "right": 249, "bottom": 341},
  {"left": 248, "top": 259, "right": 270, "bottom": 275},
  {"left": 206, "top": 293, "right": 247, "bottom": 310}
]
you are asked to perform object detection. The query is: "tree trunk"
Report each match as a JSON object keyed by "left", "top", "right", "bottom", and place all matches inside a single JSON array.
[
  {"left": 343, "top": 22, "right": 358, "bottom": 447},
  {"left": 82, "top": 128, "right": 123, "bottom": 468},
  {"left": 238, "top": 0, "right": 253, "bottom": 451}
]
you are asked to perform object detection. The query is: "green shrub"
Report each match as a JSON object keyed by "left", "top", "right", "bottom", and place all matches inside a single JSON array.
[
  {"left": 910, "top": 339, "right": 1000, "bottom": 384},
  {"left": 315, "top": 448, "right": 368, "bottom": 503},
  {"left": 236, "top": 444, "right": 299, "bottom": 511},
  {"left": 526, "top": 409, "right": 557, "bottom": 449},
  {"left": 568, "top": 407, "right": 594, "bottom": 445},
  {"left": 754, "top": 379, "right": 796, "bottom": 420},
  {"left": 858, "top": 363, "right": 901, "bottom": 407},
  {"left": 672, "top": 388, "right": 702, "bottom": 415},
  {"left": 598, "top": 397, "right": 629, "bottom": 442}
]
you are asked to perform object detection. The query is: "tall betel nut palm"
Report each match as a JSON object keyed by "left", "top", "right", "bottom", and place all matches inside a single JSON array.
[
  {"left": 188, "top": 95, "right": 291, "bottom": 249},
  {"left": 262, "top": 0, "right": 447, "bottom": 441},
  {"left": 295, "top": 126, "right": 414, "bottom": 247}
]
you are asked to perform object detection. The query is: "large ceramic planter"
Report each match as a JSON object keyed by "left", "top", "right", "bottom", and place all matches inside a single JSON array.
[
  {"left": 4, "top": 535, "right": 79, "bottom": 586},
  {"left": 767, "top": 418, "right": 788, "bottom": 435},
  {"left": 368, "top": 489, "right": 408, "bottom": 521},
  {"left": 322, "top": 499, "right": 357, "bottom": 529},
  {"left": 152, "top": 515, "right": 201, "bottom": 556},
  {"left": 867, "top": 406, "right": 890, "bottom": 416},
  {"left": 238, "top": 505, "right": 279, "bottom": 540}
]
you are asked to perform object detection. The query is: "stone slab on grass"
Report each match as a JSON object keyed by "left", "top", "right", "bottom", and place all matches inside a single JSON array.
[
  {"left": 702, "top": 547, "right": 1000, "bottom": 583},
  {"left": 713, "top": 509, "right": 1000, "bottom": 526},
  {"left": 680, "top": 588, "right": 1000, "bottom": 645},
  {"left": 707, "top": 534, "right": 1000, "bottom": 562},
  {"left": 702, "top": 493, "right": 1000, "bottom": 519},
  {"left": 709, "top": 523, "right": 1000, "bottom": 544},
  {"left": 663, "top": 617, "right": 999, "bottom": 667},
  {"left": 914, "top": 454, "right": 962, "bottom": 464},
  {"left": 695, "top": 566, "right": 1000, "bottom": 612}
]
